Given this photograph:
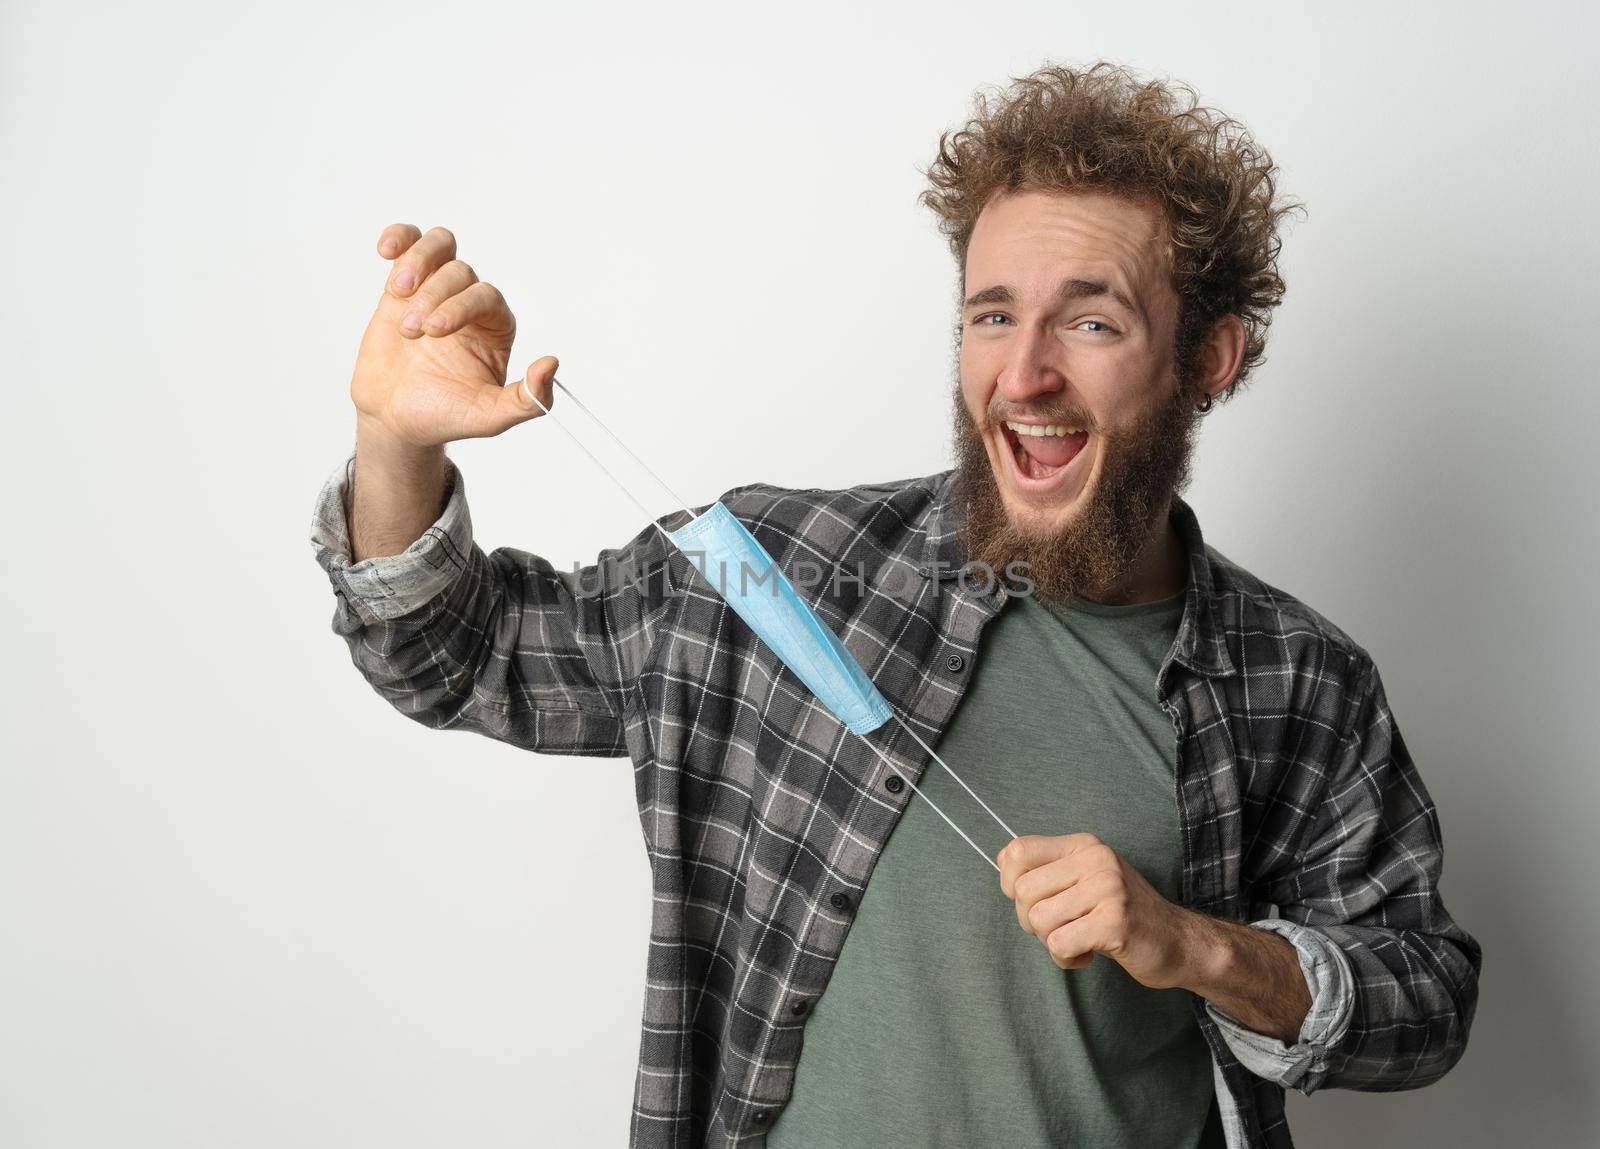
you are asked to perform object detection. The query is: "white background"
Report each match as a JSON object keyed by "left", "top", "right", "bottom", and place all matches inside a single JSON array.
[{"left": 3, "top": 1, "right": 1595, "bottom": 1144}]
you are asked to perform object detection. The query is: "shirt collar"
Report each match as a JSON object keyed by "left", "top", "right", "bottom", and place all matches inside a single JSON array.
[{"left": 920, "top": 470, "right": 1237, "bottom": 680}]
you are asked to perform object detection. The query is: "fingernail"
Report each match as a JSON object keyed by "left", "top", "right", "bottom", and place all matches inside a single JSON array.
[
  {"left": 402, "top": 311, "right": 422, "bottom": 332},
  {"left": 393, "top": 269, "right": 415, "bottom": 292}
]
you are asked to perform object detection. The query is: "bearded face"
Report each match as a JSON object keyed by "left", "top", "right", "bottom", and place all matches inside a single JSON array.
[{"left": 951, "top": 188, "right": 1214, "bottom": 605}]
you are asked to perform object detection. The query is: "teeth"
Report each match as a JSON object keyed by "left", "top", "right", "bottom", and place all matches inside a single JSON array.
[{"left": 1005, "top": 420, "right": 1082, "bottom": 438}]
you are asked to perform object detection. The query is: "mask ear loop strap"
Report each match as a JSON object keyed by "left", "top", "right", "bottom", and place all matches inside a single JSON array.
[
  {"left": 881, "top": 715, "right": 1018, "bottom": 841},
  {"left": 548, "top": 377, "right": 696, "bottom": 515},
  {"left": 855, "top": 737, "right": 1001, "bottom": 873},
  {"left": 525, "top": 375, "right": 1014, "bottom": 872},
  {"left": 521, "top": 379, "right": 688, "bottom": 540}
]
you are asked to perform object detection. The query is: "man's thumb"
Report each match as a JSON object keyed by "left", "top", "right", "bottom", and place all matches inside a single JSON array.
[{"left": 506, "top": 355, "right": 559, "bottom": 424}]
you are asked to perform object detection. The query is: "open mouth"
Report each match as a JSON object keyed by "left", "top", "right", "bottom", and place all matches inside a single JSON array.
[{"left": 998, "top": 420, "right": 1091, "bottom": 491}]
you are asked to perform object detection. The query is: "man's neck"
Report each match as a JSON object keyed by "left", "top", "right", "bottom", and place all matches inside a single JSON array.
[{"left": 1082, "top": 496, "right": 1189, "bottom": 605}]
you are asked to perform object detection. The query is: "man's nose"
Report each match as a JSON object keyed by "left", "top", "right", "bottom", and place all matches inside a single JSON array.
[{"left": 995, "top": 323, "right": 1066, "bottom": 406}]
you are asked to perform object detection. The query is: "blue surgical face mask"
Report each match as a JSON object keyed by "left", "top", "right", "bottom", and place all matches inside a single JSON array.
[{"left": 668, "top": 501, "right": 893, "bottom": 736}]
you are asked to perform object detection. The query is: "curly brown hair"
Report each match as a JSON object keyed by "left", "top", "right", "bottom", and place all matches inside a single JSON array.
[{"left": 919, "top": 60, "right": 1304, "bottom": 402}]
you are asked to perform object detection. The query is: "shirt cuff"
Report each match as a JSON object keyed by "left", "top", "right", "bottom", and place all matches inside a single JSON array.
[
  {"left": 1204, "top": 918, "right": 1356, "bottom": 1092},
  {"left": 308, "top": 450, "right": 474, "bottom": 624}
]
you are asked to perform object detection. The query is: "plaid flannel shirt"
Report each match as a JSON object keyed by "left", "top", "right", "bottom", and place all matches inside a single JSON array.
[{"left": 309, "top": 450, "right": 1481, "bottom": 1148}]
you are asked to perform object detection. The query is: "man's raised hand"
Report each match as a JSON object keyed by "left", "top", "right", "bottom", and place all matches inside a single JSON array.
[{"left": 349, "top": 223, "right": 556, "bottom": 447}]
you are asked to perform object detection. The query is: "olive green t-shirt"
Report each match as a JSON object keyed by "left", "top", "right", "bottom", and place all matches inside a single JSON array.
[{"left": 765, "top": 589, "right": 1224, "bottom": 1148}]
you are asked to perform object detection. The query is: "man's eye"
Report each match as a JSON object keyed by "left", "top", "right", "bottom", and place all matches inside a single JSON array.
[{"left": 969, "top": 314, "right": 1114, "bottom": 333}]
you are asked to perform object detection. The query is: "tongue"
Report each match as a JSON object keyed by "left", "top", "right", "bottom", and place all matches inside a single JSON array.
[{"left": 1018, "top": 430, "right": 1087, "bottom": 469}]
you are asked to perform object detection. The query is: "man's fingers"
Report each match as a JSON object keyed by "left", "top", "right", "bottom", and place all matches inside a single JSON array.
[
  {"left": 377, "top": 222, "right": 422, "bottom": 261},
  {"left": 397, "top": 259, "right": 478, "bottom": 339},
  {"left": 1012, "top": 856, "right": 1087, "bottom": 911},
  {"left": 998, "top": 832, "right": 1103, "bottom": 896},
  {"left": 997, "top": 836, "right": 1054, "bottom": 896},
  {"left": 386, "top": 225, "right": 458, "bottom": 299},
  {"left": 421, "top": 280, "right": 514, "bottom": 339},
  {"left": 1025, "top": 876, "right": 1103, "bottom": 940},
  {"left": 1045, "top": 913, "right": 1102, "bottom": 970},
  {"left": 1012, "top": 858, "right": 1086, "bottom": 934}
]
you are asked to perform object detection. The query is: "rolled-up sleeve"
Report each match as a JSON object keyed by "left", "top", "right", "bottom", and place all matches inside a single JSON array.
[
  {"left": 1205, "top": 918, "right": 1356, "bottom": 1090},
  {"left": 311, "top": 453, "right": 476, "bottom": 625},
  {"left": 1241, "top": 655, "right": 1483, "bottom": 1094},
  {"left": 308, "top": 450, "right": 687, "bottom": 757}
]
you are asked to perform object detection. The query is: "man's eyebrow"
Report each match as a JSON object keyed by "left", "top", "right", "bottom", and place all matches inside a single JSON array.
[{"left": 962, "top": 278, "right": 1143, "bottom": 321}]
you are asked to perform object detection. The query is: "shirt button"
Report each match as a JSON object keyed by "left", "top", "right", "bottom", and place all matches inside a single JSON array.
[
  {"left": 752, "top": 1109, "right": 772, "bottom": 1127},
  {"left": 945, "top": 653, "right": 966, "bottom": 673},
  {"left": 829, "top": 891, "right": 852, "bottom": 912},
  {"left": 790, "top": 998, "right": 810, "bottom": 1016},
  {"left": 884, "top": 774, "right": 905, "bottom": 794}
]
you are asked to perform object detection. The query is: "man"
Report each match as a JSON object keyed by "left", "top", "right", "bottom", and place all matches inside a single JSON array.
[{"left": 309, "top": 61, "right": 1480, "bottom": 1148}]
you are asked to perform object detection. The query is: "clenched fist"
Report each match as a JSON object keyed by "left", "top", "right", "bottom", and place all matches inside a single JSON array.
[
  {"left": 997, "top": 832, "right": 1205, "bottom": 990},
  {"left": 997, "top": 832, "right": 1315, "bottom": 1043},
  {"left": 350, "top": 223, "right": 557, "bottom": 448}
]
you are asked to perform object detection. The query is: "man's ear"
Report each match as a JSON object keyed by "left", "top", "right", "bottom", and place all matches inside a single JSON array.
[{"left": 1196, "top": 314, "right": 1248, "bottom": 403}]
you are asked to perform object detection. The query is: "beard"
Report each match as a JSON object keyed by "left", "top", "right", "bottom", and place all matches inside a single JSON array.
[{"left": 951, "top": 370, "right": 1202, "bottom": 606}]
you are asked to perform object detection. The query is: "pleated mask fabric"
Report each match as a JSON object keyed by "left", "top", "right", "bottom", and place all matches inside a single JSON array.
[{"left": 667, "top": 501, "right": 893, "bottom": 736}]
